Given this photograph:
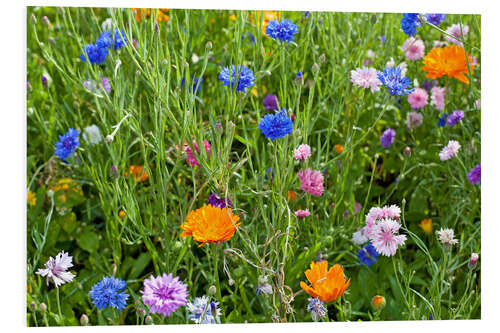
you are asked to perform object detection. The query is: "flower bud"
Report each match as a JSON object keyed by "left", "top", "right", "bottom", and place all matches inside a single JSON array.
[
  {"left": 228, "top": 279, "right": 235, "bottom": 286},
  {"left": 42, "top": 16, "right": 51, "bottom": 27},
  {"left": 118, "top": 210, "right": 126, "bottom": 219},
  {"left": 371, "top": 295, "right": 386, "bottom": 310},
  {"left": 265, "top": 70, "right": 272, "bottom": 76},
  {"left": 39, "top": 302, "right": 47, "bottom": 313},
  {"left": 30, "top": 14, "right": 37, "bottom": 24},
  {"left": 208, "top": 285, "right": 217, "bottom": 296},
  {"left": 137, "top": 307, "right": 145, "bottom": 318},
  {"left": 215, "top": 122, "right": 223, "bottom": 135},
  {"left": 319, "top": 53, "right": 326, "bottom": 64},
  {"left": 404, "top": 146, "right": 411, "bottom": 156},
  {"left": 206, "top": 41, "right": 213, "bottom": 50},
  {"left": 80, "top": 314, "right": 89, "bottom": 326},
  {"left": 468, "top": 253, "right": 479, "bottom": 269},
  {"left": 311, "top": 63, "right": 319, "bottom": 73},
  {"left": 105, "top": 135, "right": 114, "bottom": 143},
  {"left": 145, "top": 315, "right": 153, "bottom": 325},
  {"left": 371, "top": 14, "right": 377, "bottom": 25},
  {"left": 29, "top": 301, "right": 37, "bottom": 312},
  {"left": 41, "top": 76, "right": 48, "bottom": 87}
]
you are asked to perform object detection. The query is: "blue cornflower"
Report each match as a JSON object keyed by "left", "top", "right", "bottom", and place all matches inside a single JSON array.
[
  {"left": 186, "top": 296, "right": 221, "bottom": 324},
  {"left": 265, "top": 19, "right": 298, "bottom": 43},
  {"left": 258, "top": 109, "right": 293, "bottom": 141},
  {"left": 96, "top": 31, "right": 113, "bottom": 49},
  {"left": 358, "top": 242, "right": 380, "bottom": 267},
  {"left": 181, "top": 77, "right": 203, "bottom": 94},
  {"left": 54, "top": 128, "right": 80, "bottom": 160},
  {"left": 307, "top": 298, "right": 327, "bottom": 322},
  {"left": 113, "top": 29, "right": 128, "bottom": 50},
  {"left": 400, "top": 13, "right": 421, "bottom": 36},
  {"left": 242, "top": 32, "right": 255, "bottom": 45},
  {"left": 265, "top": 167, "right": 274, "bottom": 181},
  {"left": 437, "top": 113, "right": 448, "bottom": 127},
  {"left": 296, "top": 71, "right": 303, "bottom": 80},
  {"left": 377, "top": 66, "right": 414, "bottom": 96},
  {"left": 80, "top": 44, "right": 109, "bottom": 65},
  {"left": 424, "top": 14, "right": 446, "bottom": 26},
  {"left": 89, "top": 276, "right": 129, "bottom": 311},
  {"left": 218, "top": 65, "right": 255, "bottom": 92}
]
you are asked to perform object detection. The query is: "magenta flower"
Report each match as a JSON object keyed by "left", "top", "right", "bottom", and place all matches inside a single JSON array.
[
  {"left": 185, "top": 140, "right": 211, "bottom": 167},
  {"left": 364, "top": 205, "right": 401, "bottom": 238},
  {"left": 430, "top": 86, "right": 446, "bottom": 110},
  {"left": 141, "top": 273, "right": 188, "bottom": 317},
  {"left": 402, "top": 37, "right": 425, "bottom": 60},
  {"left": 36, "top": 250, "right": 76, "bottom": 288},
  {"left": 445, "top": 24, "right": 469, "bottom": 45},
  {"left": 407, "top": 88, "right": 428, "bottom": 110},
  {"left": 294, "top": 144, "right": 311, "bottom": 160},
  {"left": 439, "top": 140, "right": 461, "bottom": 161},
  {"left": 350, "top": 67, "right": 382, "bottom": 92},
  {"left": 297, "top": 168, "right": 324, "bottom": 196},
  {"left": 294, "top": 209, "right": 311, "bottom": 219},
  {"left": 370, "top": 218, "right": 407, "bottom": 256}
]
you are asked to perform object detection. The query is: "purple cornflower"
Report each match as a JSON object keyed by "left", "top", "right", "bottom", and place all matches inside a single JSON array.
[
  {"left": 208, "top": 193, "right": 232, "bottom": 208},
  {"left": 446, "top": 110, "right": 465, "bottom": 127},
  {"left": 467, "top": 164, "right": 481, "bottom": 185},
  {"left": 263, "top": 94, "right": 279, "bottom": 110},
  {"left": 141, "top": 273, "right": 188, "bottom": 317},
  {"left": 421, "top": 80, "right": 438, "bottom": 91},
  {"left": 380, "top": 129, "right": 396, "bottom": 148},
  {"left": 41, "top": 76, "right": 48, "bottom": 87},
  {"left": 424, "top": 14, "right": 446, "bottom": 26}
]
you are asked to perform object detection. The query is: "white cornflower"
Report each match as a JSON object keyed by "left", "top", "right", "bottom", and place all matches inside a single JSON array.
[{"left": 36, "top": 251, "right": 76, "bottom": 287}]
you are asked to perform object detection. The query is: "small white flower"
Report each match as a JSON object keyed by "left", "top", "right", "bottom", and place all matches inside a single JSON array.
[
  {"left": 83, "top": 125, "right": 103, "bottom": 145},
  {"left": 191, "top": 53, "right": 199, "bottom": 64},
  {"left": 36, "top": 251, "right": 76, "bottom": 287},
  {"left": 101, "top": 18, "right": 113, "bottom": 31},
  {"left": 436, "top": 228, "right": 459, "bottom": 246},
  {"left": 352, "top": 228, "right": 369, "bottom": 245}
]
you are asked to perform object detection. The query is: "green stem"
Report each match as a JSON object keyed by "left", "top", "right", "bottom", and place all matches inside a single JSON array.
[
  {"left": 212, "top": 244, "right": 224, "bottom": 321},
  {"left": 56, "top": 287, "right": 62, "bottom": 323}
]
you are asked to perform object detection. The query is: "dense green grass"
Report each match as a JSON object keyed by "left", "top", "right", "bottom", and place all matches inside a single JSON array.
[{"left": 26, "top": 7, "right": 480, "bottom": 326}]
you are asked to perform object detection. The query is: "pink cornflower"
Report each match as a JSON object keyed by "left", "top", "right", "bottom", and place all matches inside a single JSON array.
[
  {"left": 294, "top": 209, "right": 311, "bottom": 219},
  {"left": 350, "top": 67, "right": 382, "bottom": 92},
  {"left": 474, "top": 99, "right": 481, "bottom": 110},
  {"left": 436, "top": 228, "right": 458, "bottom": 247},
  {"left": 294, "top": 144, "right": 312, "bottom": 160},
  {"left": 445, "top": 24, "right": 469, "bottom": 46},
  {"left": 402, "top": 37, "right": 425, "bottom": 61},
  {"left": 370, "top": 218, "right": 407, "bottom": 257},
  {"left": 141, "top": 273, "right": 188, "bottom": 317},
  {"left": 36, "top": 250, "right": 76, "bottom": 287},
  {"left": 439, "top": 140, "right": 461, "bottom": 161},
  {"left": 430, "top": 86, "right": 446, "bottom": 110},
  {"left": 407, "top": 88, "right": 428, "bottom": 110},
  {"left": 405, "top": 111, "right": 423, "bottom": 130},
  {"left": 364, "top": 205, "right": 401, "bottom": 238},
  {"left": 184, "top": 140, "right": 211, "bottom": 167},
  {"left": 297, "top": 168, "right": 324, "bottom": 196}
]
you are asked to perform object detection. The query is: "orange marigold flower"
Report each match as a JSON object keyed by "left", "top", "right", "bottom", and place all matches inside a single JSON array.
[
  {"left": 419, "top": 219, "right": 433, "bottom": 234},
  {"left": 287, "top": 190, "right": 296, "bottom": 201},
  {"left": 300, "top": 260, "right": 350, "bottom": 303},
  {"left": 131, "top": 8, "right": 169, "bottom": 22},
  {"left": 334, "top": 144, "right": 344, "bottom": 154},
  {"left": 27, "top": 190, "right": 37, "bottom": 207},
  {"left": 371, "top": 295, "right": 386, "bottom": 310},
  {"left": 125, "top": 165, "right": 149, "bottom": 182},
  {"left": 180, "top": 205, "right": 241, "bottom": 246},
  {"left": 421, "top": 45, "right": 474, "bottom": 84}
]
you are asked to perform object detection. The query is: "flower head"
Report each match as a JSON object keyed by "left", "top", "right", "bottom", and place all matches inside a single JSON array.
[
  {"left": 402, "top": 37, "right": 425, "bottom": 61},
  {"left": 422, "top": 45, "right": 474, "bottom": 84},
  {"left": 218, "top": 65, "right": 255, "bottom": 92},
  {"left": 445, "top": 24, "right": 469, "bottom": 46},
  {"left": 436, "top": 228, "right": 458, "bottom": 246},
  {"left": 141, "top": 273, "right": 188, "bottom": 317},
  {"left": 468, "top": 253, "right": 479, "bottom": 269},
  {"left": 83, "top": 124, "right": 102, "bottom": 145},
  {"left": 437, "top": 113, "right": 448, "bottom": 127},
  {"left": 258, "top": 109, "right": 293, "bottom": 141},
  {"left": 307, "top": 298, "right": 327, "bottom": 321},
  {"left": 424, "top": 14, "right": 446, "bottom": 26},
  {"left": 380, "top": 128, "right": 396, "bottom": 148},
  {"left": 80, "top": 44, "right": 108, "bottom": 64},
  {"left": 297, "top": 168, "right": 324, "bottom": 196},
  {"left": 419, "top": 219, "right": 433, "bottom": 234},
  {"left": 263, "top": 94, "right": 280, "bottom": 110},
  {"left": 265, "top": 19, "right": 298, "bottom": 43},
  {"left": 208, "top": 193, "right": 232, "bottom": 208},
  {"left": 369, "top": 218, "right": 407, "bottom": 256},
  {"left": 181, "top": 77, "right": 203, "bottom": 94},
  {"left": 439, "top": 140, "right": 461, "bottom": 161},
  {"left": 96, "top": 31, "right": 112, "bottom": 49},
  {"left": 28, "top": 190, "right": 37, "bottom": 207},
  {"left": 294, "top": 209, "right": 311, "bottom": 220},
  {"left": 113, "top": 29, "right": 128, "bottom": 50},
  {"left": 407, "top": 88, "right": 428, "bottom": 110},
  {"left": 352, "top": 228, "right": 369, "bottom": 245},
  {"left": 180, "top": 205, "right": 241, "bottom": 246},
  {"left": 431, "top": 86, "right": 446, "bottom": 110},
  {"left": 371, "top": 295, "right": 386, "bottom": 310},
  {"left": 186, "top": 296, "right": 221, "bottom": 324},
  {"left": 358, "top": 242, "right": 379, "bottom": 266},
  {"left": 400, "top": 13, "right": 421, "bottom": 36},
  {"left": 54, "top": 128, "right": 80, "bottom": 160},
  {"left": 184, "top": 140, "right": 211, "bottom": 167},
  {"left": 467, "top": 164, "right": 481, "bottom": 185},
  {"left": 36, "top": 251, "right": 76, "bottom": 287},
  {"left": 89, "top": 276, "right": 129, "bottom": 311},
  {"left": 124, "top": 165, "right": 149, "bottom": 182},
  {"left": 378, "top": 66, "right": 414, "bottom": 96},
  {"left": 350, "top": 67, "right": 382, "bottom": 92},
  {"left": 294, "top": 144, "right": 312, "bottom": 160},
  {"left": 405, "top": 112, "right": 423, "bottom": 130},
  {"left": 446, "top": 110, "right": 465, "bottom": 127},
  {"left": 300, "top": 261, "right": 350, "bottom": 303}
]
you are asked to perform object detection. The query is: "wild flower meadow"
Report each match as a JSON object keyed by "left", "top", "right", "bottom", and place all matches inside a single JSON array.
[{"left": 26, "top": 7, "right": 481, "bottom": 326}]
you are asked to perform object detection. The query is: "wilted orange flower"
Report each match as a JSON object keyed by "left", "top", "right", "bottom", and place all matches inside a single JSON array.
[
  {"left": 180, "top": 205, "right": 241, "bottom": 246},
  {"left": 334, "top": 144, "right": 344, "bottom": 154},
  {"left": 27, "top": 190, "right": 37, "bottom": 207},
  {"left": 287, "top": 190, "right": 296, "bottom": 201},
  {"left": 371, "top": 295, "right": 386, "bottom": 309},
  {"left": 419, "top": 219, "right": 433, "bottom": 234},
  {"left": 300, "top": 260, "right": 350, "bottom": 303},
  {"left": 421, "top": 45, "right": 474, "bottom": 84},
  {"left": 125, "top": 165, "right": 149, "bottom": 182},
  {"left": 131, "top": 8, "right": 169, "bottom": 22}
]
